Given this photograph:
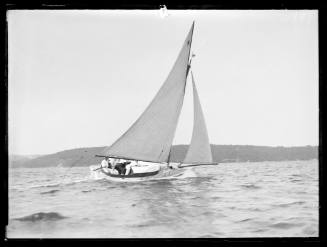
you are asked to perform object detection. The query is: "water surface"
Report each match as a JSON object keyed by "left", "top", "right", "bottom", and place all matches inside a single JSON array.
[{"left": 7, "top": 160, "right": 318, "bottom": 238}]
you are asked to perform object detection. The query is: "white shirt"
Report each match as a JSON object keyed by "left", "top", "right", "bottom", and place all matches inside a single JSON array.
[
  {"left": 101, "top": 159, "right": 109, "bottom": 168},
  {"left": 128, "top": 161, "right": 138, "bottom": 167}
]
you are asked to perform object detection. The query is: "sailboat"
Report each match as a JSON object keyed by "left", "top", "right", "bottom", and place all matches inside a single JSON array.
[{"left": 89, "top": 22, "right": 217, "bottom": 181}]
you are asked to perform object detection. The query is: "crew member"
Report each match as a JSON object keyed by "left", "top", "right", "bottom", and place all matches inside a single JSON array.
[
  {"left": 100, "top": 157, "right": 111, "bottom": 173},
  {"left": 101, "top": 157, "right": 109, "bottom": 168},
  {"left": 114, "top": 160, "right": 131, "bottom": 175},
  {"left": 125, "top": 160, "right": 138, "bottom": 175}
]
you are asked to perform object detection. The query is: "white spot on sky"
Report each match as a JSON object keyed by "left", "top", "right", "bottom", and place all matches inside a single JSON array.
[{"left": 159, "top": 5, "right": 170, "bottom": 18}]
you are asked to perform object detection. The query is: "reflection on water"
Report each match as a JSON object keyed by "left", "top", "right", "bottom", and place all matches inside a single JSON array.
[{"left": 7, "top": 160, "right": 318, "bottom": 238}]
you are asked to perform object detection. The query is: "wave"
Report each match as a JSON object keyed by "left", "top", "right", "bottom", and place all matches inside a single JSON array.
[
  {"left": 198, "top": 234, "right": 219, "bottom": 238},
  {"left": 14, "top": 212, "right": 68, "bottom": 222},
  {"left": 210, "top": 196, "right": 221, "bottom": 200},
  {"left": 248, "top": 207, "right": 264, "bottom": 212},
  {"left": 253, "top": 228, "right": 268, "bottom": 233},
  {"left": 240, "top": 184, "right": 261, "bottom": 189},
  {"left": 275, "top": 201, "right": 306, "bottom": 207},
  {"left": 29, "top": 183, "right": 60, "bottom": 189},
  {"left": 130, "top": 220, "right": 161, "bottom": 228},
  {"left": 269, "top": 222, "right": 304, "bottom": 229},
  {"left": 302, "top": 225, "right": 318, "bottom": 235},
  {"left": 81, "top": 189, "right": 96, "bottom": 193},
  {"left": 291, "top": 174, "right": 303, "bottom": 177},
  {"left": 238, "top": 218, "right": 253, "bottom": 223},
  {"left": 40, "top": 189, "right": 60, "bottom": 195},
  {"left": 290, "top": 179, "right": 303, "bottom": 182}
]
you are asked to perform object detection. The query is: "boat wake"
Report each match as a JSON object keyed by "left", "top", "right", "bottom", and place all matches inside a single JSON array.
[{"left": 27, "top": 176, "right": 93, "bottom": 190}]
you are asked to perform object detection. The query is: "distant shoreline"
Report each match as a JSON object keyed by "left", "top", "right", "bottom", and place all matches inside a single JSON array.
[{"left": 9, "top": 145, "right": 318, "bottom": 168}]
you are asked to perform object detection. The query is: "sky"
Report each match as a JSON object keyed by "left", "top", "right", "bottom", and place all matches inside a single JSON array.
[{"left": 8, "top": 9, "right": 318, "bottom": 155}]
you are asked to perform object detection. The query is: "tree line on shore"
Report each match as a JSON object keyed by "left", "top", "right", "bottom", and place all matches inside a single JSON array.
[{"left": 9, "top": 144, "right": 318, "bottom": 168}]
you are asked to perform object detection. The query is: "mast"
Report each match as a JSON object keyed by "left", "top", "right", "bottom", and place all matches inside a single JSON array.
[
  {"left": 166, "top": 22, "right": 195, "bottom": 164},
  {"left": 186, "top": 21, "right": 195, "bottom": 78}
]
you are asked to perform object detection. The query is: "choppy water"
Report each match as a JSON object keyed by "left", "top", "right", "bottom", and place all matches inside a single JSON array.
[{"left": 7, "top": 160, "right": 318, "bottom": 238}]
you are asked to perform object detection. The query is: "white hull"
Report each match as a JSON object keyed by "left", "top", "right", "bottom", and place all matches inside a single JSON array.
[{"left": 89, "top": 163, "right": 190, "bottom": 182}]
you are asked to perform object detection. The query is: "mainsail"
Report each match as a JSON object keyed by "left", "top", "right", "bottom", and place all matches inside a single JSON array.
[
  {"left": 183, "top": 71, "right": 213, "bottom": 164},
  {"left": 101, "top": 22, "right": 195, "bottom": 163}
]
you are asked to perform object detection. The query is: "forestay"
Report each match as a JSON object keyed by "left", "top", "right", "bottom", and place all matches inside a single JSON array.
[
  {"left": 183, "top": 72, "right": 213, "bottom": 164},
  {"left": 101, "top": 23, "right": 195, "bottom": 163}
]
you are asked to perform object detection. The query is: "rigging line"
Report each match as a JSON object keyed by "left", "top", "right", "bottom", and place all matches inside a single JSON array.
[{"left": 180, "top": 163, "right": 218, "bottom": 168}]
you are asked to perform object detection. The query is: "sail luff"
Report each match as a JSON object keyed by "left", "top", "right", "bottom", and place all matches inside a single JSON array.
[
  {"left": 166, "top": 21, "right": 194, "bottom": 163},
  {"left": 101, "top": 23, "right": 195, "bottom": 163},
  {"left": 185, "top": 21, "right": 195, "bottom": 77},
  {"left": 183, "top": 71, "right": 213, "bottom": 164}
]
